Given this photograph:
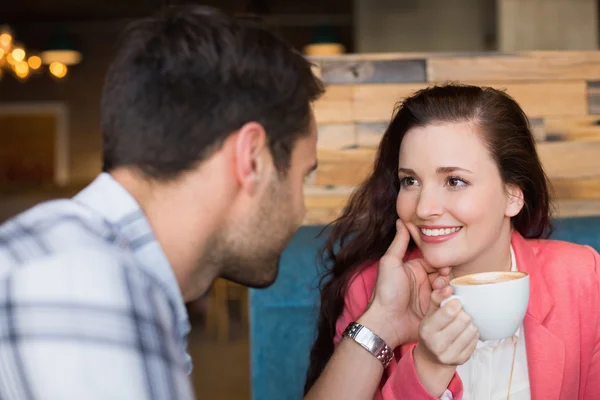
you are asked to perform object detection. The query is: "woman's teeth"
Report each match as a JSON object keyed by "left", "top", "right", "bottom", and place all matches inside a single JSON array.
[{"left": 420, "top": 227, "right": 461, "bottom": 237}]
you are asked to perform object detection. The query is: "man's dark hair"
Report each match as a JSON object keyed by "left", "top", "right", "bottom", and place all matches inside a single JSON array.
[{"left": 101, "top": 4, "right": 324, "bottom": 178}]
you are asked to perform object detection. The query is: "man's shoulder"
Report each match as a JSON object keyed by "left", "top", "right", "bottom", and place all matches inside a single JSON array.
[
  {"left": 0, "top": 198, "right": 121, "bottom": 269},
  {"left": 0, "top": 245, "right": 173, "bottom": 316}
]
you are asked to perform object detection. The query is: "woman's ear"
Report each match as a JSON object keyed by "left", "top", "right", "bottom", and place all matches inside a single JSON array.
[{"left": 505, "top": 184, "right": 525, "bottom": 217}]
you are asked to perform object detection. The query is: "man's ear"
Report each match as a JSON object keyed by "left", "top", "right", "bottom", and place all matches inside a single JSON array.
[
  {"left": 233, "top": 121, "right": 270, "bottom": 194},
  {"left": 505, "top": 184, "right": 525, "bottom": 217}
]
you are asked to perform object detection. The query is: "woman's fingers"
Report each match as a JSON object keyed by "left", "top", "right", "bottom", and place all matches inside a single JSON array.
[
  {"left": 418, "top": 292, "right": 480, "bottom": 367},
  {"left": 436, "top": 312, "right": 479, "bottom": 365}
]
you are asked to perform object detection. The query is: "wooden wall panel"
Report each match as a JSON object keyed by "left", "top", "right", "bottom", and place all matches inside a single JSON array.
[
  {"left": 428, "top": 53, "right": 600, "bottom": 82},
  {"left": 543, "top": 116, "right": 600, "bottom": 141},
  {"left": 317, "top": 124, "right": 356, "bottom": 150},
  {"left": 315, "top": 149, "right": 376, "bottom": 186},
  {"left": 555, "top": 200, "right": 600, "bottom": 218},
  {"left": 475, "top": 81, "right": 587, "bottom": 117},
  {"left": 306, "top": 51, "right": 600, "bottom": 225},
  {"left": 312, "top": 86, "right": 353, "bottom": 123},
  {"left": 317, "top": 59, "right": 427, "bottom": 84},
  {"left": 353, "top": 84, "right": 428, "bottom": 121},
  {"left": 537, "top": 141, "right": 600, "bottom": 179},
  {"left": 356, "top": 122, "right": 388, "bottom": 148},
  {"left": 590, "top": 82, "right": 600, "bottom": 114},
  {"left": 552, "top": 179, "right": 600, "bottom": 199}
]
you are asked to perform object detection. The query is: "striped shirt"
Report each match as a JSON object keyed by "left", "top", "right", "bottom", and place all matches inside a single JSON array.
[{"left": 0, "top": 173, "right": 194, "bottom": 400}]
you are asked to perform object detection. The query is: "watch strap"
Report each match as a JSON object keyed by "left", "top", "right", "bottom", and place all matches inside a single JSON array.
[{"left": 342, "top": 321, "right": 394, "bottom": 368}]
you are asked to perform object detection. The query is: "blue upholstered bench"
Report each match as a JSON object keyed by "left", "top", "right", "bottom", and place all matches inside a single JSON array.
[{"left": 249, "top": 217, "right": 600, "bottom": 400}]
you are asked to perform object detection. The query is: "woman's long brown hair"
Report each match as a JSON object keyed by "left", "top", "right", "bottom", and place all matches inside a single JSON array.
[{"left": 304, "top": 84, "right": 554, "bottom": 393}]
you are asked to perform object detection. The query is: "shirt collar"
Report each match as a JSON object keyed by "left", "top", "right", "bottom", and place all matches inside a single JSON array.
[{"left": 74, "top": 173, "right": 191, "bottom": 370}]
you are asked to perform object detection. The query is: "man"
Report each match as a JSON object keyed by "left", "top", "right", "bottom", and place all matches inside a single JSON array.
[
  {"left": 0, "top": 4, "right": 443, "bottom": 400},
  {"left": 0, "top": 5, "right": 322, "bottom": 399}
]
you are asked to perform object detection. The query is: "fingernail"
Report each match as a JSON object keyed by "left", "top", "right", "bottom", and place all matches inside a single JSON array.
[{"left": 448, "top": 300, "right": 461, "bottom": 313}]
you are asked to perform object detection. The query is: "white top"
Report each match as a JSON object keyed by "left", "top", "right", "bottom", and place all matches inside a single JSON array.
[{"left": 441, "top": 246, "right": 531, "bottom": 400}]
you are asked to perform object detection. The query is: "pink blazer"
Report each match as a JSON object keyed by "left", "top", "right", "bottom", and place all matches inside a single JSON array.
[{"left": 334, "top": 231, "right": 600, "bottom": 399}]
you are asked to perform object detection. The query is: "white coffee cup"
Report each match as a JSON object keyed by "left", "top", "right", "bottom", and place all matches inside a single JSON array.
[{"left": 440, "top": 271, "right": 529, "bottom": 341}]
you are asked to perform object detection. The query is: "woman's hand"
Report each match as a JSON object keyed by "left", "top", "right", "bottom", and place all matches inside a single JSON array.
[
  {"left": 412, "top": 287, "right": 479, "bottom": 396},
  {"left": 417, "top": 287, "right": 479, "bottom": 365},
  {"left": 357, "top": 220, "right": 452, "bottom": 349}
]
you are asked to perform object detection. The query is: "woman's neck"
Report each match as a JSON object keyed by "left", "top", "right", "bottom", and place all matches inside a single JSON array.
[{"left": 450, "top": 230, "right": 514, "bottom": 279}]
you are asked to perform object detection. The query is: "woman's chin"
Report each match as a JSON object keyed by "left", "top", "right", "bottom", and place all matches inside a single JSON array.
[{"left": 421, "top": 251, "right": 461, "bottom": 270}]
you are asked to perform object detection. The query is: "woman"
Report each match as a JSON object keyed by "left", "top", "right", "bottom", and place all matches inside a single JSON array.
[{"left": 303, "top": 84, "right": 600, "bottom": 399}]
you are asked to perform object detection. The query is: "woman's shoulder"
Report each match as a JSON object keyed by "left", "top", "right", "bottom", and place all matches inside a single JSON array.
[
  {"left": 527, "top": 238, "right": 598, "bottom": 264},
  {"left": 525, "top": 237, "right": 600, "bottom": 281},
  {"left": 522, "top": 238, "right": 600, "bottom": 325}
]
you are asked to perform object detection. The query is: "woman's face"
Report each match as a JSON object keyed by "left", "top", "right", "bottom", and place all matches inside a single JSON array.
[{"left": 396, "top": 121, "right": 524, "bottom": 273}]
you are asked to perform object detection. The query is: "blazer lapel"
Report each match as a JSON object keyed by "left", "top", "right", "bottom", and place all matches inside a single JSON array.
[
  {"left": 513, "top": 232, "right": 565, "bottom": 400},
  {"left": 523, "top": 315, "right": 565, "bottom": 400}
]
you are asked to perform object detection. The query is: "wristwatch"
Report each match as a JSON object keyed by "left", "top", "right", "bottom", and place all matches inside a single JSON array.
[{"left": 342, "top": 322, "right": 394, "bottom": 368}]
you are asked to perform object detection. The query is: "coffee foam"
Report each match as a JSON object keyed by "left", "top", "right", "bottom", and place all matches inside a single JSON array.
[{"left": 452, "top": 271, "right": 527, "bottom": 286}]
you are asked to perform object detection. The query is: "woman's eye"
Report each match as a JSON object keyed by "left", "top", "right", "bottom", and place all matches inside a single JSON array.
[
  {"left": 400, "top": 177, "right": 418, "bottom": 187},
  {"left": 447, "top": 177, "right": 468, "bottom": 188}
]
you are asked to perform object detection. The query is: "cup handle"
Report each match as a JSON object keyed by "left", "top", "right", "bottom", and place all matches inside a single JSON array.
[{"left": 440, "top": 294, "right": 463, "bottom": 308}]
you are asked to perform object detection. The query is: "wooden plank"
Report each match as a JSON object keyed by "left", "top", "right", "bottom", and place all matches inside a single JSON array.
[
  {"left": 538, "top": 140, "right": 600, "bottom": 179},
  {"left": 554, "top": 199, "right": 600, "bottom": 218},
  {"left": 428, "top": 54, "right": 600, "bottom": 82},
  {"left": 543, "top": 116, "right": 600, "bottom": 141},
  {"left": 522, "top": 51, "right": 600, "bottom": 61},
  {"left": 357, "top": 122, "right": 389, "bottom": 148},
  {"left": 590, "top": 81, "right": 600, "bottom": 115},
  {"left": 529, "top": 118, "right": 546, "bottom": 142},
  {"left": 353, "top": 84, "right": 428, "bottom": 122},
  {"left": 303, "top": 207, "right": 343, "bottom": 226},
  {"left": 552, "top": 178, "right": 600, "bottom": 199},
  {"left": 302, "top": 186, "right": 355, "bottom": 225},
  {"left": 353, "top": 82, "right": 588, "bottom": 122},
  {"left": 313, "top": 85, "right": 353, "bottom": 124},
  {"left": 317, "top": 148, "right": 377, "bottom": 163},
  {"left": 304, "top": 186, "right": 355, "bottom": 209},
  {"left": 316, "top": 59, "right": 427, "bottom": 84},
  {"left": 488, "top": 82, "right": 588, "bottom": 118},
  {"left": 314, "top": 167, "right": 370, "bottom": 186},
  {"left": 317, "top": 124, "right": 356, "bottom": 150},
  {"left": 487, "top": 82, "right": 587, "bottom": 118},
  {"left": 316, "top": 148, "right": 376, "bottom": 186}
]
